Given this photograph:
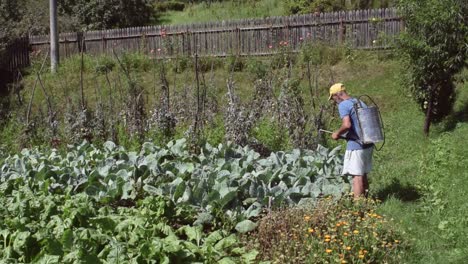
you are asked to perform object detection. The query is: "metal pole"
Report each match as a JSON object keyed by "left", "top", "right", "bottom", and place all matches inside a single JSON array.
[{"left": 50, "top": 0, "right": 59, "bottom": 73}]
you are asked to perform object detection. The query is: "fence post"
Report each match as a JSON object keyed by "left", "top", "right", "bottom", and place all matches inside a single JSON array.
[
  {"left": 102, "top": 32, "right": 107, "bottom": 54},
  {"left": 77, "top": 32, "right": 84, "bottom": 53},
  {"left": 339, "top": 16, "right": 346, "bottom": 44},
  {"left": 236, "top": 27, "right": 241, "bottom": 56}
]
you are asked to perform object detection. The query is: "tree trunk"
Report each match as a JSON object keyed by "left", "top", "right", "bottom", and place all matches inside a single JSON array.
[{"left": 423, "top": 92, "right": 433, "bottom": 136}]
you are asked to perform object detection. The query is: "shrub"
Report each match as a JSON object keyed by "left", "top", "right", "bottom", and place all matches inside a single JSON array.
[
  {"left": 246, "top": 58, "right": 268, "bottom": 80},
  {"left": 94, "top": 56, "right": 116, "bottom": 74},
  {"left": 155, "top": 1, "right": 186, "bottom": 12},
  {"left": 120, "top": 52, "right": 152, "bottom": 72},
  {"left": 171, "top": 55, "right": 191, "bottom": 73}
]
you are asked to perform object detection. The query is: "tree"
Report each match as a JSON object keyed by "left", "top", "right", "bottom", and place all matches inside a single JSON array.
[
  {"left": 60, "top": 0, "right": 155, "bottom": 31},
  {"left": 397, "top": 0, "right": 468, "bottom": 135}
]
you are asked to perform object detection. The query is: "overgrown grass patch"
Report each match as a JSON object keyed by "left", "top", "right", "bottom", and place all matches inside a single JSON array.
[{"left": 158, "top": 0, "right": 286, "bottom": 25}]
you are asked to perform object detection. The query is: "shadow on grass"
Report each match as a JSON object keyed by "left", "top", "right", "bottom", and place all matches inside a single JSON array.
[
  {"left": 375, "top": 178, "right": 421, "bottom": 202},
  {"left": 442, "top": 101, "right": 468, "bottom": 131}
]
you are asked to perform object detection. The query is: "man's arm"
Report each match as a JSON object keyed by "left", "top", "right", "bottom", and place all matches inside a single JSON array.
[{"left": 332, "top": 115, "right": 351, "bottom": 140}]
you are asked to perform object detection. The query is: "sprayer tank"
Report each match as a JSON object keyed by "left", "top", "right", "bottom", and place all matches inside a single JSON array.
[{"left": 356, "top": 106, "right": 384, "bottom": 144}]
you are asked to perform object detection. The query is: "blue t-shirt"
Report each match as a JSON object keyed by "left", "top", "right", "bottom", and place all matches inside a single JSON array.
[{"left": 338, "top": 98, "right": 373, "bottom": 150}]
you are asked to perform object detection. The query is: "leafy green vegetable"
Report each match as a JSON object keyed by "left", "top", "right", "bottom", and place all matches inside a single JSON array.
[{"left": 0, "top": 139, "right": 347, "bottom": 262}]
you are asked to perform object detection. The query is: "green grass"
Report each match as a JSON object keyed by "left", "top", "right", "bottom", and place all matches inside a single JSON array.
[
  {"left": 158, "top": 0, "right": 287, "bottom": 25},
  {"left": 352, "top": 63, "right": 468, "bottom": 263}
]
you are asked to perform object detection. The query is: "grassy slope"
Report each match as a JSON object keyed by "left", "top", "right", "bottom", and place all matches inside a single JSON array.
[
  {"left": 158, "top": 0, "right": 287, "bottom": 25},
  {"left": 10, "top": 49, "right": 468, "bottom": 263},
  {"left": 353, "top": 65, "right": 468, "bottom": 263}
]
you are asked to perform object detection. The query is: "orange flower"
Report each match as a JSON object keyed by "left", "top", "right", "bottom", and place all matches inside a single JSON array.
[{"left": 325, "top": 249, "right": 332, "bottom": 253}]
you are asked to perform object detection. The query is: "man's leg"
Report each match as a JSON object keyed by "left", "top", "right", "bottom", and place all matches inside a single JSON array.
[
  {"left": 352, "top": 175, "right": 368, "bottom": 198},
  {"left": 363, "top": 173, "right": 369, "bottom": 197}
]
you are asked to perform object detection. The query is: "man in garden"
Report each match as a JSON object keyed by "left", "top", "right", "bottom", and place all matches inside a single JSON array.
[{"left": 328, "top": 83, "right": 374, "bottom": 198}]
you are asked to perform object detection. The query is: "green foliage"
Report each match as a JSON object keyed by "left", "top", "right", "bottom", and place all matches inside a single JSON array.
[
  {"left": 120, "top": 52, "right": 152, "bottom": 72},
  {"left": 203, "top": 116, "right": 226, "bottom": 146},
  {"left": 286, "top": 0, "right": 346, "bottom": 14},
  {"left": 198, "top": 56, "right": 224, "bottom": 72},
  {"left": 252, "top": 118, "right": 292, "bottom": 152},
  {"left": 270, "top": 46, "right": 297, "bottom": 69},
  {"left": 286, "top": 0, "right": 396, "bottom": 14},
  {"left": 161, "top": 0, "right": 286, "bottom": 25},
  {"left": 94, "top": 56, "right": 116, "bottom": 75},
  {"left": 246, "top": 58, "right": 268, "bottom": 80},
  {"left": 397, "top": 0, "right": 467, "bottom": 127},
  {"left": 0, "top": 139, "right": 348, "bottom": 224},
  {"left": 0, "top": 139, "right": 350, "bottom": 261},
  {"left": 170, "top": 54, "right": 191, "bottom": 73},
  {"left": 226, "top": 55, "right": 245, "bottom": 72},
  {"left": 155, "top": 1, "right": 186, "bottom": 12},
  {"left": 300, "top": 42, "right": 345, "bottom": 66},
  {"left": 60, "top": 0, "right": 155, "bottom": 31},
  {"left": 0, "top": 118, "right": 23, "bottom": 154},
  {"left": 0, "top": 186, "right": 251, "bottom": 262}
]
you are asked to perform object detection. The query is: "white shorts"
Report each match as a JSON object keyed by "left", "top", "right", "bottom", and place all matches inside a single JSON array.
[{"left": 342, "top": 147, "right": 373, "bottom": 176}]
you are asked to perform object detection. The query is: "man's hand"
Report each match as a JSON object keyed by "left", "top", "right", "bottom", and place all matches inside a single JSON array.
[{"left": 331, "top": 132, "right": 340, "bottom": 140}]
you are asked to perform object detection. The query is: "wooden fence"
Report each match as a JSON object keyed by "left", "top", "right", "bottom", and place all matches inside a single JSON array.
[
  {"left": 1, "top": 37, "right": 30, "bottom": 72},
  {"left": 29, "top": 8, "right": 402, "bottom": 59}
]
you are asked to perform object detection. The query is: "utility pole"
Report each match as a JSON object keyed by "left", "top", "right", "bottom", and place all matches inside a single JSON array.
[{"left": 50, "top": 0, "right": 59, "bottom": 73}]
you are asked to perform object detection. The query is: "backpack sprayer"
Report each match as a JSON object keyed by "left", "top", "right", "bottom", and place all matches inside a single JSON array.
[
  {"left": 320, "top": 95, "right": 385, "bottom": 151},
  {"left": 354, "top": 95, "right": 385, "bottom": 150}
]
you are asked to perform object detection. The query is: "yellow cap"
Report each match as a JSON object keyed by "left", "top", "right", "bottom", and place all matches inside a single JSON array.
[{"left": 328, "top": 83, "right": 346, "bottom": 100}]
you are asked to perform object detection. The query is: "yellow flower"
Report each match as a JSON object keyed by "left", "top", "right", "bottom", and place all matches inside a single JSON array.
[
  {"left": 341, "top": 261, "right": 348, "bottom": 264},
  {"left": 353, "top": 230, "right": 359, "bottom": 234},
  {"left": 325, "top": 238, "right": 331, "bottom": 242},
  {"left": 325, "top": 249, "right": 332, "bottom": 253},
  {"left": 343, "top": 232, "right": 349, "bottom": 236},
  {"left": 308, "top": 228, "right": 314, "bottom": 233},
  {"left": 359, "top": 254, "right": 365, "bottom": 259},
  {"left": 394, "top": 240, "right": 400, "bottom": 243},
  {"left": 346, "top": 246, "right": 351, "bottom": 250},
  {"left": 324, "top": 235, "right": 331, "bottom": 239},
  {"left": 304, "top": 215, "right": 311, "bottom": 221}
]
